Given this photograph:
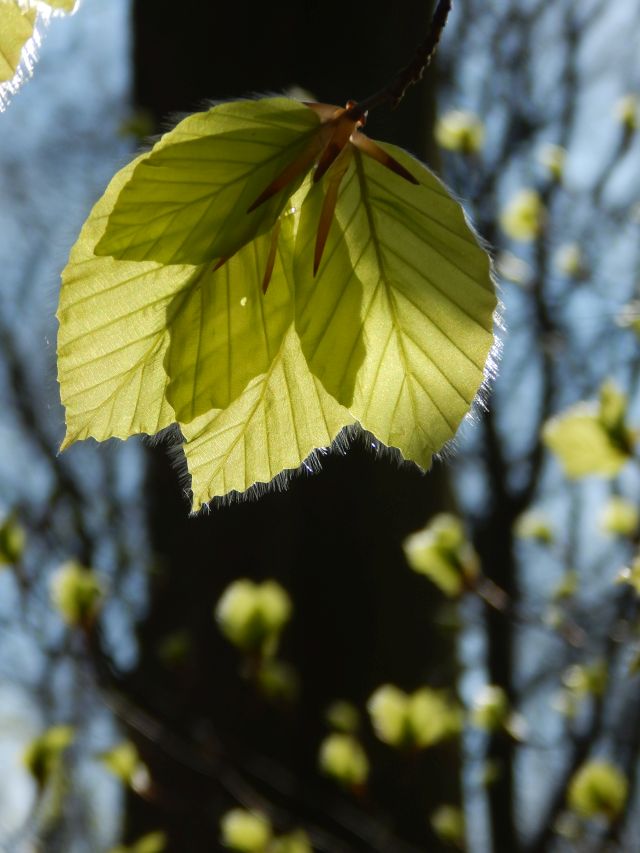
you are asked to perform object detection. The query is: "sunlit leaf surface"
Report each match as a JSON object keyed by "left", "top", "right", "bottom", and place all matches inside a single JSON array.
[
  {"left": 58, "top": 97, "right": 497, "bottom": 509},
  {"left": 0, "top": 2, "right": 36, "bottom": 83},
  {"left": 295, "top": 143, "right": 495, "bottom": 467},
  {"left": 96, "top": 98, "right": 322, "bottom": 265},
  {"left": 543, "top": 404, "right": 632, "bottom": 478},
  {"left": 182, "top": 328, "right": 354, "bottom": 508}
]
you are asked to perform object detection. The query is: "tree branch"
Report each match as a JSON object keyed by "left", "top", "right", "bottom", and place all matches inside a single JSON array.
[{"left": 347, "top": 0, "right": 452, "bottom": 119}]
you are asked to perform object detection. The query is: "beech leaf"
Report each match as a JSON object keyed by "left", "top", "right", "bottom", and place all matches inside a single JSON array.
[{"left": 95, "top": 98, "right": 322, "bottom": 265}]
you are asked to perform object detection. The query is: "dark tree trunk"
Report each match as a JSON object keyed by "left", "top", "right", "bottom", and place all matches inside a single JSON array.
[{"left": 122, "top": 2, "right": 461, "bottom": 850}]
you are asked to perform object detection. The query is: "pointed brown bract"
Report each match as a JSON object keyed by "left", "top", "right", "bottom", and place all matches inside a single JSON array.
[
  {"left": 246, "top": 129, "right": 329, "bottom": 212},
  {"left": 313, "top": 110, "right": 360, "bottom": 183},
  {"left": 314, "top": 147, "right": 353, "bottom": 276},
  {"left": 248, "top": 102, "right": 358, "bottom": 213},
  {"left": 261, "top": 219, "right": 281, "bottom": 293},
  {"left": 351, "top": 132, "right": 419, "bottom": 185}
]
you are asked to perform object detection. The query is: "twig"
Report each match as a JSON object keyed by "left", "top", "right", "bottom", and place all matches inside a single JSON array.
[{"left": 347, "top": 0, "right": 453, "bottom": 120}]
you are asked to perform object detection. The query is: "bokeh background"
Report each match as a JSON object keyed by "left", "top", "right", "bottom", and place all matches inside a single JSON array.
[{"left": 1, "top": 1, "right": 640, "bottom": 851}]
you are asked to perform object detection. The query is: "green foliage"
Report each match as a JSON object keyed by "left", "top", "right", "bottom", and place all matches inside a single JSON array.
[
  {"left": 256, "top": 659, "right": 299, "bottom": 703},
  {"left": 617, "top": 555, "right": 640, "bottom": 595},
  {"left": 109, "top": 831, "right": 167, "bottom": 853},
  {"left": 0, "top": 513, "right": 25, "bottom": 564},
  {"left": 220, "top": 809, "right": 272, "bottom": 852},
  {"left": 49, "top": 560, "right": 103, "bottom": 628},
  {"left": 318, "top": 733, "right": 369, "bottom": 787},
  {"left": 537, "top": 143, "right": 566, "bottom": 182},
  {"left": 403, "top": 513, "right": 478, "bottom": 596},
  {"left": 544, "top": 381, "right": 635, "bottom": 478},
  {"left": 44, "top": 0, "right": 78, "bottom": 11},
  {"left": 23, "top": 725, "right": 74, "bottom": 787},
  {"left": 367, "top": 684, "right": 462, "bottom": 749},
  {"left": 568, "top": 761, "right": 628, "bottom": 822},
  {"left": 553, "top": 243, "right": 585, "bottom": 279},
  {"left": 57, "top": 96, "right": 496, "bottom": 508},
  {"left": 215, "top": 579, "right": 291, "bottom": 655},
  {"left": 614, "top": 94, "right": 638, "bottom": 131},
  {"left": 499, "top": 189, "right": 545, "bottom": 241},
  {"left": 514, "top": 510, "right": 554, "bottom": 544},
  {"left": 430, "top": 804, "right": 466, "bottom": 849},
  {"left": 0, "top": 2, "right": 36, "bottom": 83},
  {"left": 325, "top": 700, "right": 360, "bottom": 733},
  {"left": 600, "top": 496, "right": 639, "bottom": 536},
  {"left": 552, "top": 570, "right": 579, "bottom": 601},
  {"left": 470, "top": 685, "right": 509, "bottom": 732},
  {"left": 435, "top": 110, "right": 484, "bottom": 154},
  {"left": 96, "top": 99, "right": 320, "bottom": 265},
  {"left": 99, "top": 742, "right": 149, "bottom": 791},
  {"left": 562, "top": 661, "right": 608, "bottom": 699},
  {"left": 270, "top": 831, "right": 312, "bottom": 853}
]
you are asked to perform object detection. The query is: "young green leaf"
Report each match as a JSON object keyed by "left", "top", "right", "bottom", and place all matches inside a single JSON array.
[
  {"left": 0, "top": 2, "right": 36, "bottom": 83},
  {"left": 95, "top": 98, "right": 322, "bottom": 265},
  {"left": 295, "top": 143, "right": 496, "bottom": 467},
  {"left": 181, "top": 328, "right": 355, "bottom": 508},
  {"left": 44, "top": 0, "right": 77, "bottom": 10},
  {"left": 58, "top": 96, "right": 497, "bottom": 510},
  {"left": 164, "top": 223, "right": 293, "bottom": 419},
  {"left": 58, "top": 155, "right": 180, "bottom": 446}
]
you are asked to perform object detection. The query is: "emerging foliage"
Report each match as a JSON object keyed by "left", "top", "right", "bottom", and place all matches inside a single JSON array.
[
  {"left": 57, "top": 96, "right": 496, "bottom": 508},
  {"left": 0, "top": 0, "right": 78, "bottom": 109}
]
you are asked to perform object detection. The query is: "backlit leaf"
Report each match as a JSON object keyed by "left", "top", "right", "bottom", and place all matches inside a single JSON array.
[
  {"left": 96, "top": 98, "right": 322, "bottom": 265},
  {"left": 182, "top": 328, "right": 355, "bottom": 508},
  {"left": 164, "top": 221, "right": 293, "bottom": 419},
  {"left": 295, "top": 142, "right": 495, "bottom": 467},
  {"left": 0, "top": 2, "right": 36, "bottom": 83},
  {"left": 58, "top": 155, "right": 293, "bottom": 445},
  {"left": 44, "top": 0, "right": 77, "bottom": 10},
  {"left": 543, "top": 383, "right": 635, "bottom": 479},
  {"left": 58, "top": 96, "right": 497, "bottom": 509},
  {"left": 58, "top": 155, "right": 179, "bottom": 446}
]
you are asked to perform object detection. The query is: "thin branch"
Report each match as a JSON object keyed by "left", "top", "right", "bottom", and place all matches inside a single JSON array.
[{"left": 347, "top": 0, "right": 453, "bottom": 119}]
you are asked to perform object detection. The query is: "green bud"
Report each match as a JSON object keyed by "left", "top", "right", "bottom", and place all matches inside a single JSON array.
[
  {"left": 270, "top": 830, "right": 313, "bottom": 853},
  {"left": 600, "top": 497, "right": 639, "bottom": 537},
  {"left": 616, "top": 556, "right": 640, "bottom": 594},
  {"left": 499, "top": 189, "right": 545, "bottom": 241},
  {"left": 552, "top": 570, "right": 579, "bottom": 601},
  {"left": 215, "top": 579, "right": 292, "bottom": 654},
  {"left": 403, "top": 514, "right": 478, "bottom": 597},
  {"left": 257, "top": 659, "right": 299, "bottom": 703},
  {"left": 614, "top": 94, "right": 638, "bottom": 131},
  {"left": 562, "top": 661, "right": 607, "bottom": 698},
  {"left": 471, "top": 685, "right": 509, "bottom": 732},
  {"left": 23, "top": 725, "right": 74, "bottom": 787},
  {"left": 50, "top": 561, "right": 103, "bottom": 628},
  {"left": 0, "top": 514, "right": 25, "bottom": 565},
  {"left": 554, "top": 243, "right": 585, "bottom": 279},
  {"left": 367, "top": 684, "right": 409, "bottom": 746},
  {"left": 99, "top": 742, "right": 150, "bottom": 792},
  {"left": 431, "top": 805, "right": 466, "bottom": 848},
  {"left": 406, "top": 688, "right": 462, "bottom": 748},
  {"left": 220, "top": 809, "right": 272, "bottom": 852},
  {"left": 109, "top": 831, "right": 167, "bottom": 853},
  {"left": 537, "top": 143, "right": 566, "bottom": 181},
  {"left": 514, "top": 510, "right": 554, "bottom": 544},
  {"left": 368, "top": 684, "right": 461, "bottom": 749},
  {"left": 325, "top": 700, "right": 360, "bottom": 734},
  {"left": 435, "top": 110, "right": 485, "bottom": 154},
  {"left": 318, "top": 733, "right": 369, "bottom": 787},
  {"left": 568, "top": 761, "right": 628, "bottom": 821}
]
